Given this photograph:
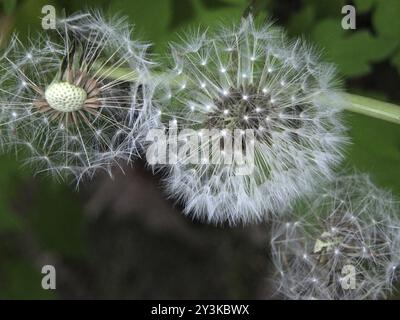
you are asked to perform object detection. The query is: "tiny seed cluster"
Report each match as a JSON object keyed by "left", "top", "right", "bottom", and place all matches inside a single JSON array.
[{"left": 45, "top": 82, "right": 87, "bottom": 113}]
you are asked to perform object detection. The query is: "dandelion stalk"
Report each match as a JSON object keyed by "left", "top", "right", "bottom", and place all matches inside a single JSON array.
[
  {"left": 343, "top": 93, "right": 400, "bottom": 125},
  {"left": 97, "top": 64, "right": 400, "bottom": 125}
]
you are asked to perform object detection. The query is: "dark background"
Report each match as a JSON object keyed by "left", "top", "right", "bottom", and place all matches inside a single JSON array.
[{"left": 0, "top": 0, "right": 399, "bottom": 299}]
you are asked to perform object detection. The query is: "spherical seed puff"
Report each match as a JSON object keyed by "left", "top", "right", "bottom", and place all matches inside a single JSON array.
[
  {"left": 270, "top": 174, "right": 400, "bottom": 300},
  {"left": 150, "top": 16, "right": 348, "bottom": 225},
  {"left": 0, "top": 12, "right": 154, "bottom": 184}
]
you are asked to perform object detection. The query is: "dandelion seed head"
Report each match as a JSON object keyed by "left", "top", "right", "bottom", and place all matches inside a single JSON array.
[
  {"left": 152, "top": 16, "right": 347, "bottom": 225},
  {"left": 0, "top": 12, "right": 154, "bottom": 183},
  {"left": 271, "top": 174, "right": 400, "bottom": 300}
]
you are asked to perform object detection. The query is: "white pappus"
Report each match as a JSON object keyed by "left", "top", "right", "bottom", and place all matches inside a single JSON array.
[
  {"left": 270, "top": 174, "right": 400, "bottom": 300},
  {"left": 150, "top": 16, "right": 348, "bottom": 225},
  {"left": 0, "top": 12, "right": 155, "bottom": 184}
]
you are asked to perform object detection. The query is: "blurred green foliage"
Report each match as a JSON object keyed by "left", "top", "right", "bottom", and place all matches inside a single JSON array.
[{"left": 0, "top": 0, "right": 399, "bottom": 299}]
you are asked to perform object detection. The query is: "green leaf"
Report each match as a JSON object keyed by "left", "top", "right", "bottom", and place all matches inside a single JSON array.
[
  {"left": 155, "top": 0, "right": 248, "bottom": 53},
  {"left": 2, "top": 0, "right": 17, "bottom": 15},
  {"left": 170, "top": 0, "right": 196, "bottom": 29},
  {"left": 0, "top": 203, "right": 23, "bottom": 232},
  {"left": 391, "top": 49, "right": 400, "bottom": 74},
  {"left": 287, "top": 5, "right": 315, "bottom": 36},
  {"left": 58, "top": 0, "right": 111, "bottom": 12},
  {"left": 200, "top": 0, "right": 232, "bottom": 9},
  {"left": 373, "top": 0, "right": 400, "bottom": 40},
  {"left": 306, "top": 0, "right": 345, "bottom": 18},
  {"left": 354, "top": 0, "right": 375, "bottom": 13},
  {"left": 108, "top": 0, "right": 172, "bottom": 47},
  {"left": 13, "top": 0, "right": 59, "bottom": 39},
  {"left": 0, "top": 259, "right": 56, "bottom": 299},
  {"left": 312, "top": 19, "right": 397, "bottom": 77},
  {"left": 346, "top": 110, "right": 400, "bottom": 197},
  {"left": 191, "top": 0, "right": 247, "bottom": 27}
]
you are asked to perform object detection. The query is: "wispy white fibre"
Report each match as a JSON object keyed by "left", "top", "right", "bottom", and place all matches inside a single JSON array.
[
  {"left": 271, "top": 174, "right": 400, "bottom": 300},
  {"left": 153, "top": 16, "right": 348, "bottom": 225},
  {"left": 0, "top": 12, "right": 154, "bottom": 184}
]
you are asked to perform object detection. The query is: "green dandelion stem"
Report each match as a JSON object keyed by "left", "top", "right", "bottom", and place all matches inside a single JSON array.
[
  {"left": 342, "top": 93, "right": 400, "bottom": 125},
  {"left": 94, "top": 62, "right": 140, "bottom": 82},
  {"left": 97, "top": 64, "right": 400, "bottom": 125}
]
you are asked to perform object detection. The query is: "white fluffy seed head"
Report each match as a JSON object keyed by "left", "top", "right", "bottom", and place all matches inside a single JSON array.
[
  {"left": 270, "top": 174, "right": 400, "bottom": 300},
  {"left": 152, "top": 16, "right": 348, "bottom": 225},
  {"left": 0, "top": 12, "right": 154, "bottom": 183}
]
